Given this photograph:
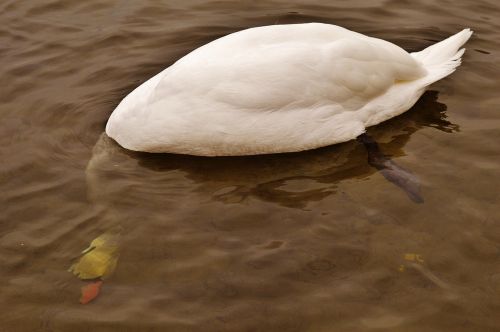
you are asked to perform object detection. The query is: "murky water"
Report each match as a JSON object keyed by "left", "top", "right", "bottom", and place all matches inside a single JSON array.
[{"left": 1, "top": 0, "right": 499, "bottom": 331}]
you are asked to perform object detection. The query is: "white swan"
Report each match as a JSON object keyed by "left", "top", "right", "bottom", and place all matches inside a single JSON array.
[{"left": 106, "top": 23, "right": 472, "bottom": 156}]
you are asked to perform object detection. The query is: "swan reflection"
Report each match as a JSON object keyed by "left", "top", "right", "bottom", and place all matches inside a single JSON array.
[{"left": 87, "top": 91, "right": 458, "bottom": 209}]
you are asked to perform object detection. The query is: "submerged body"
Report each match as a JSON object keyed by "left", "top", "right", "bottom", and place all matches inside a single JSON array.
[{"left": 106, "top": 23, "right": 472, "bottom": 156}]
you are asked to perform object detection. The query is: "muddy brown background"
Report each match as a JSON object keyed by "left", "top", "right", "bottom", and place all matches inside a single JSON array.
[{"left": 1, "top": 0, "right": 499, "bottom": 331}]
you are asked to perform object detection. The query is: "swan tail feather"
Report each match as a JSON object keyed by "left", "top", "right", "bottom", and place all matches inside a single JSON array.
[{"left": 412, "top": 28, "right": 473, "bottom": 87}]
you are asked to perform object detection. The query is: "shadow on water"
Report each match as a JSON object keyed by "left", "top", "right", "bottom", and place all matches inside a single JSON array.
[{"left": 86, "top": 90, "right": 458, "bottom": 209}]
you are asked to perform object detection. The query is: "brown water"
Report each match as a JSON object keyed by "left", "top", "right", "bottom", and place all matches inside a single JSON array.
[{"left": 1, "top": 0, "right": 499, "bottom": 331}]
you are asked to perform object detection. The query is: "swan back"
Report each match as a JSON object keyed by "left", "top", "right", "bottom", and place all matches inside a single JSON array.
[{"left": 106, "top": 24, "right": 470, "bottom": 156}]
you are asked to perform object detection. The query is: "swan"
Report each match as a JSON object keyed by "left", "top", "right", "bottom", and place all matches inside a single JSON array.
[{"left": 105, "top": 23, "right": 472, "bottom": 156}]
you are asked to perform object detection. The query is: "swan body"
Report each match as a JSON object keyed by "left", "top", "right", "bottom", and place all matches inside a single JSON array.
[{"left": 106, "top": 23, "right": 472, "bottom": 156}]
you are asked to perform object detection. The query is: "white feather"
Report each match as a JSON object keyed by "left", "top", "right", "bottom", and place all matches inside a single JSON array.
[{"left": 106, "top": 23, "right": 472, "bottom": 156}]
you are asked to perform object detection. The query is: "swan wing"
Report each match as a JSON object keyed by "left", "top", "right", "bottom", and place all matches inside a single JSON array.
[
  {"left": 107, "top": 23, "right": 426, "bottom": 155},
  {"left": 151, "top": 23, "right": 425, "bottom": 112}
]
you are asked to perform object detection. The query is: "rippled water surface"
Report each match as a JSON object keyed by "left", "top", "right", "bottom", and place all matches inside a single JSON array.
[{"left": 1, "top": 0, "right": 500, "bottom": 331}]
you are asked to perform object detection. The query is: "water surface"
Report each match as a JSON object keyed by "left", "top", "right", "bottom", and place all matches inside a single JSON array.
[{"left": 1, "top": 0, "right": 500, "bottom": 331}]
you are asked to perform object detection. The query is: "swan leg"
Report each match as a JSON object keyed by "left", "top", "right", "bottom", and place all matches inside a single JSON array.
[{"left": 357, "top": 134, "right": 423, "bottom": 203}]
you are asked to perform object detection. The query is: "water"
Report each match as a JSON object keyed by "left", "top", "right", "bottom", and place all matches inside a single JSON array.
[{"left": 1, "top": 1, "right": 499, "bottom": 331}]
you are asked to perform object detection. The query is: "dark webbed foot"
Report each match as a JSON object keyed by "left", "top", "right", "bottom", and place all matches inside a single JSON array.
[{"left": 357, "top": 133, "right": 423, "bottom": 203}]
